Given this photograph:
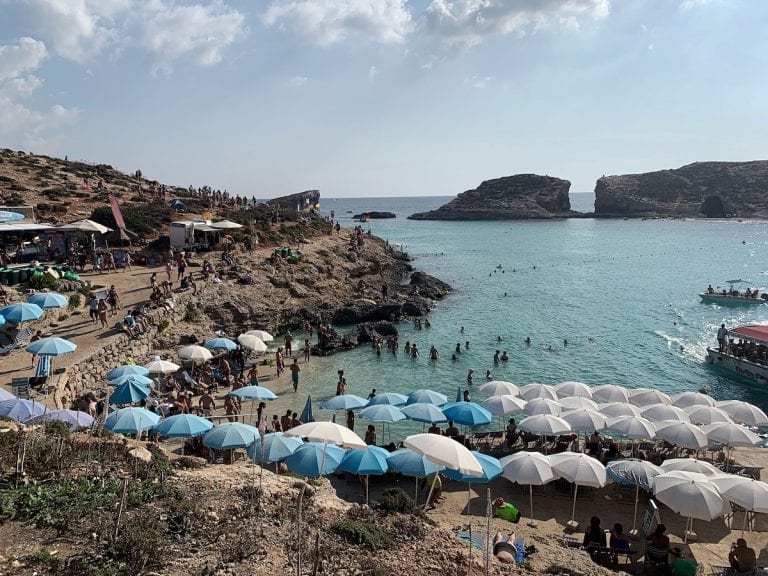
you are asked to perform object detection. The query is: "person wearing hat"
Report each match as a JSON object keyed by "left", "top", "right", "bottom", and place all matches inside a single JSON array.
[{"left": 728, "top": 538, "right": 757, "bottom": 573}]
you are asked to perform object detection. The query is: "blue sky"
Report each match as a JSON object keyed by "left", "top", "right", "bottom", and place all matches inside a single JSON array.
[{"left": 0, "top": 0, "right": 766, "bottom": 198}]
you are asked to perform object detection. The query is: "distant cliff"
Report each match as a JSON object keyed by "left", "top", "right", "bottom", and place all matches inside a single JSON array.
[
  {"left": 267, "top": 190, "right": 320, "bottom": 212},
  {"left": 594, "top": 161, "right": 768, "bottom": 218},
  {"left": 408, "top": 174, "right": 574, "bottom": 220}
]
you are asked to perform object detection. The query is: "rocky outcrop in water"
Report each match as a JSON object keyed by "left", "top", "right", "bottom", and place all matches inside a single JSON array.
[
  {"left": 267, "top": 189, "right": 320, "bottom": 212},
  {"left": 352, "top": 211, "right": 396, "bottom": 219},
  {"left": 408, "top": 174, "right": 574, "bottom": 220},
  {"left": 594, "top": 161, "right": 768, "bottom": 218}
]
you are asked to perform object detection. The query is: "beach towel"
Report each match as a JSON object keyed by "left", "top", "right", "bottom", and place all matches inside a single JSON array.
[{"left": 456, "top": 530, "right": 487, "bottom": 551}]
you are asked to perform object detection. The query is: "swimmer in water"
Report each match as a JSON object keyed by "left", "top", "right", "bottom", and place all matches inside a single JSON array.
[
  {"left": 563, "top": 339, "right": 568, "bottom": 346},
  {"left": 460, "top": 326, "right": 464, "bottom": 334},
  {"left": 524, "top": 336, "right": 531, "bottom": 345}
]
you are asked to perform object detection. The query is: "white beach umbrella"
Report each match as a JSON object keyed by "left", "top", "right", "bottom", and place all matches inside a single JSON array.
[
  {"left": 660, "top": 458, "right": 721, "bottom": 476},
  {"left": 238, "top": 334, "right": 268, "bottom": 353},
  {"left": 478, "top": 380, "right": 519, "bottom": 397},
  {"left": 561, "top": 409, "right": 608, "bottom": 433},
  {"left": 178, "top": 344, "right": 213, "bottom": 364},
  {"left": 716, "top": 401, "right": 768, "bottom": 427},
  {"left": 558, "top": 396, "right": 599, "bottom": 411},
  {"left": 285, "top": 421, "right": 367, "bottom": 449},
  {"left": 701, "top": 422, "right": 762, "bottom": 447},
  {"left": 59, "top": 218, "right": 112, "bottom": 234},
  {"left": 685, "top": 405, "right": 734, "bottom": 425},
  {"left": 592, "top": 384, "right": 629, "bottom": 404},
  {"left": 549, "top": 452, "right": 607, "bottom": 522},
  {"left": 482, "top": 395, "right": 527, "bottom": 416},
  {"left": 598, "top": 402, "right": 642, "bottom": 419},
  {"left": 641, "top": 403, "right": 691, "bottom": 423},
  {"left": 629, "top": 388, "right": 672, "bottom": 407},
  {"left": 143, "top": 359, "right": 180, "bottom": 374},
  {"left": 523, "top": 397, "right": 562, "bottom": 416},
  {"left": 518, "top": 414, "right": 571, "bottom": 436},
  {"left": 671, "top": 392, "right": 716, "bottom": 409},
  {"left": 210, "top": 219, "right": 243, "bottom": 229},
  {"left": 708, "top": 476, "right": 768, "bottom": 535},
  {"left": 245, "top": 329, "right": 274, "bottom": 343},
  {"left": 606, "top": 415, "right": 657, "bottom": 440},
  {"left": 554, "top": 381, "right": 593, "bottom": 399},
  {"left": 654, "top": 470, "right": 731, "bottom": 541},
  {"left": 403, "top": 433, "right": 483, "bottom": 477},
  {"left": 500, "top": 451, "right": 554, "bottom": 525},
  {"left": 519, "top": 383, "right": 558, "bottom": 401},
  {"left": 655, "top": 421, "right": 709, "bottom": 450}
]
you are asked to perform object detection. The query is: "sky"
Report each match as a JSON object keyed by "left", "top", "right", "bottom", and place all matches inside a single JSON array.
[{"left": 0, "top": 0, "right": 766, "bottom": 198}]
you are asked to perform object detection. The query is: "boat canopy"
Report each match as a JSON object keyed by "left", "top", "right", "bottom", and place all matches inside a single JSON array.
[
  {"left": 730, "top": 325, "right": 768, "bottom": 345},
  {"left": 726, "top": 279, "right": 751, "bottom": 285}
]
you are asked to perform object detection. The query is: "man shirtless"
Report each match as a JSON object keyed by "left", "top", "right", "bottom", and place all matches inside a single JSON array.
[{"left": 198, "top": 390, "right": 216, "bottom": 417}]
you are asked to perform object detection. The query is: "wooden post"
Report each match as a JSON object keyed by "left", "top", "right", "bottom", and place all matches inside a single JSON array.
[
  {"left": 312, "top": 532, "right": 320, "bottom": 576},
  {"left": 113, "top": 478, "right": 129, "bottom": 541}
]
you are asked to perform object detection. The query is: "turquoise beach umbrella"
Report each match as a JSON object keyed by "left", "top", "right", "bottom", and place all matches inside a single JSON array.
[
  {"left": 443, "top": 451, "right": 503, "bottom": 483},
  {"left": 109, "top": 381, "right": 150, "bottom": 405},
  {"left": 442, "top": 401, "right": 493, "bottom": 426},
  {"left": 107, "top": 364, "right": 149, "bottom": 380},
  {"left": 0, "top": 314, "right": 5, "bottom": 326},
  {"left": 284, "top": 442, "right": 345, "bottom": 477},
  {"left": 203, "top": 423, "right": 260, "bottom": 450},
  {"left": 155, "top": 414, "right": 214, "bottom": 438},
  {"left": 0, "top": 303, "right": 44, "bottom": 323},
  {"left": 108, "top": 374, "right": 154, "bottom": 387},
  {"left": 246, "top": 432, "right": 303, "bottom": 462},
  {"left": 367, "top": 392, "right": 408, "bottom": 407},
  {"left": 320, "top": 394, "right": 368, "bottom": 411},
  {"left": 407, "top": 389, "right": 448, "bottom": 406},
  {"left": 28, "top": 292, "right": 68, "bottom": 309},
  {"left": 401, "top": 403, "right": 447, "bottom": 424},
  {"left": 104, "top": 407, "right": 160, "bottom": 434},
  {"left": 300, "top": 395, "right": 314, "bottom": 423},
  {"left": 203, "top": 337, "right": 238, "bottom": 351},
  {"left": 338, "top": 446, "right": 390, "bottom": 476},
  {"left": 387, "top": 448, "right": 445, "bottom": 504},
  {"left": 359, "top": 404, "right": 406, "bottom": 423},
  {"left": 25, "top": 337, "right": 76, "bottom": 356},
  {"left": 229, "top": 385, "right": 278, "bottom": 400}
]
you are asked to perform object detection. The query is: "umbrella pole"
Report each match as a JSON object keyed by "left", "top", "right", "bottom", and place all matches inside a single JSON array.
[
  {"left": 632, "top": 484, "right": 639, "bottom": 532},
  {"left": 414, "top": 477, "right": 418, "bottom": 505},
  {"left": 467, "top": 483, "right": 471, "bottom": 515},
  {"left": 742, "top": 510, "right": 748, "bottom": 538},
  {"left": 529, "top": 485, "right": 535, "bottom": 527},
  {"left": 571, "top": 485, "right": 578, "bottom": 522},
  {"left": 319, "top": 441, "right": 328, "bottom": 477},
  {"left": 424, "top": 478, "right": 436, "bottom": 512}
]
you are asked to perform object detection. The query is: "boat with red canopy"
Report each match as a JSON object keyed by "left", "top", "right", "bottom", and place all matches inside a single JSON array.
[{"left": 707, "top": 324, "right": 768, "bottom": 384}]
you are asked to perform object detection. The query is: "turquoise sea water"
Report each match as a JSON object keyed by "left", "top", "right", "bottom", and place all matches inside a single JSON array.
[{"left": 280, "top": 194, "right": 768, "bottom": 433}]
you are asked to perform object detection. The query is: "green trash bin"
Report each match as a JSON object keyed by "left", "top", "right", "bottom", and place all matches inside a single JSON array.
[
  {"left": 0, "top": 270, "right": 8, "bottom": 285},
  {"left": 7, "top": 269, "right": 20, "bottom": 285},
  {"left": 18, "top": 269, "right": 30, "bottom": 283}
]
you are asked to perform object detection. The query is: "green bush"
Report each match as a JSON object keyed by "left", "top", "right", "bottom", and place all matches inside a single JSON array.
[
  {"left": 58, "top": 313, "right": 69, "bottom": 321},
  {"left": 30, "top": 273, "right": 58, "bottom": 291},
  {"left": 157, "top": 319, "right": 170, "bottom": 332},
  {"left": 330, "top": 519, "right": 393, "bottom": 551},
  {"left": 183, "top": 304, "right": 198, "bottom": 322},
  {"left": 68, "top": 293, "right": 82, "bottom": 310},
  {"left": 377, "top": 487, "right": 416, "bottom": 515}
]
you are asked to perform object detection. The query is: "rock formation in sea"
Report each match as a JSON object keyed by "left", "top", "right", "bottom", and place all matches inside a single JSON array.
[
  {"left": 408, "top": 174, "right": 574, "bottom": 220},
  {"left": 352, "top": 211, "right": 396, "bottom": 220},
  {"left": 267, "top": 189, "right": 320, "bottom": 212},
  {"left": 593, "top": 161, "right": 768, "bottom": 218}
]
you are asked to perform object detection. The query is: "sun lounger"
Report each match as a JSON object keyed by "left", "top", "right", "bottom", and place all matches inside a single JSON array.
[
  {"left": 11, "top": 377, "right": 31, "bottom": 399},
  {"left": 711, "top": 566, "right": 760, "bottom": 576}
]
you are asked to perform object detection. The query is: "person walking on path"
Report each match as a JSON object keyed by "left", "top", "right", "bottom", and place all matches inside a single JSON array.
[{"left": 290, "top": 358, "right": 301, "bottom": 392}]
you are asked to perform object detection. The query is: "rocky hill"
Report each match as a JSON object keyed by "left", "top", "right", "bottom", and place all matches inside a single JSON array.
[
  {"left": 593, "top": 161, "right": 768, "bottom": 218},
  {"left": 408, "top": 174, "right": 574, "bottom": 220}
]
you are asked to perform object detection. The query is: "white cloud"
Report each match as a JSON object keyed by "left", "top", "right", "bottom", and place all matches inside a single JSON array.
[
  {"left": 140, "top": 1, "right": 247, "bottom": 74},
  {"left": 422, "top": 0, "right": 611, "bottom": 48},
  {"left": 680, "top": 0, "right": 710, "bottom": 9},
  {"left": 368, "top": 65, "right": 378, "bottom": 80},
  {"left": 0, "top": 37, "right": 47, "bottom": 81},
  {"left": 262, "top": 0, "right": 412, "bottom": 45},
  {"left": 466, "top": 74, "right": 491, "bottom": 89},
  {"left": 286, "top": 75, "right": 308, "bottom": 87},
  {"left": 0, "top": 38, "right": 78, "bottom": 145}
]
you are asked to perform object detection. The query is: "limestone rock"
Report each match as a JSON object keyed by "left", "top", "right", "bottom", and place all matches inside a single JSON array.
[
  {"left": 409, "top": 174, "right": 574, "bottom": 220},
  {"left": 594, "top": 161, "right": 768, "bottom": 218}
]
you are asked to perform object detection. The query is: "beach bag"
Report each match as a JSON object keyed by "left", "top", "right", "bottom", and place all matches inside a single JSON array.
[{"left": 494, "top": 502, "right": 520, "bottom": 523}]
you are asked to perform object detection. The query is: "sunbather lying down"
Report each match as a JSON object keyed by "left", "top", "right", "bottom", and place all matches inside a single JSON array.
[{"left": 493, "top": 531, "right": 516, "bottom": 564}]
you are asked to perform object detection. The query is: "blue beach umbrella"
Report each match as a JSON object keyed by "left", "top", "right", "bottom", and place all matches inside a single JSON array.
[
  {"left": 367, "top": 392, "right": 408, "bottom": 407},
  {"left": 28, "top": 292, "right": 68, "bottom": 309},
  {"left": 606, "top": 458, "right": 665, "bottom": 532},
  {"left": 155, "top": 414, "right": 214, "bottom": 438},
  {"left": 203, "top": 422, "right": 260, "bottom": 450},
  {"left": 104, "top": 407, "right": 160, "bottom": 434},
  {"left": 0, "top": 210, "right": 24, "bottom": 222},
  {"left": 0, "top": 398, "right": 46, "bottom": 422},
  {"left": 203, "top": 337, "right": 238, "bottom": 351},
  {"left": 109, "top": 381, "right": 150, "bottom": 405},
  {"left": 359, "top": 404, "right": 406, "bottom": 423},
  {"left": 27, "top": 409, "right": 94, "bottom": 430},
  {"left": 0, "top": 388, "right": 16, "bottom": 402},
  {"left": 300, "top": 395, "right": 314, "bottom": 423},
  {"left": 407, "top": 389, "right": 448, "bottom": 406},
  {"left": 320, "top": 394, "right": 369, "bottom": 411},
  {"left": 247, "top": 432, "right": 303, "bottom": 462},
  {"left": 108, "top": 374, "right": 154, "bottom": 387},
  {"left": 387, "top": 448, "right": 445, "bottom": 504},
  {"left": 401, "top": 403, "right": 447, "bottom": 424},
  {"left": 339, "top": 446, "right": 390, "bottom": 476},
  {"left": 107, "top": 364, "right": 150, "bottom": 380},
  {"left": 442, "top": 402, "right": 493, "bottom": 427},
  {"left": 0, "top": 303, "right": 44, "bottom": 323},
  {"left": 25, "top": 337, "right": 77, "bottom": 356},
  {"left": 0, "top": 313, "right": 5, "bottom": 325},
  {"left": 229, "top": 385, "right": 278, "bottom": 401},
  {"left": 444, "top": 451, "right": 503, "bottom": 483},
  {"left": 284, "top": 442, "right": 345, "bottom": 477}
]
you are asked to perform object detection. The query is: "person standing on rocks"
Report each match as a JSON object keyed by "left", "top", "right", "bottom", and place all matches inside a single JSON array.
[
  {"left": 290, "top": 358, "right": 301, "bottom": 392},
  {"left": 284, "top": 332, "right": 293, "bottom": 356}
]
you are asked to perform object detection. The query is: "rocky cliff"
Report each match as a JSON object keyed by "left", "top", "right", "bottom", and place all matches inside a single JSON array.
[
  {"left": 267, "top": 189, "right": 320, "bottom": 212},
  {"left": 594, "top": 161, "right": 768, "bottom": 218},
  {"left": 408, "top": 174, "right": 574, "bottom": 220}
]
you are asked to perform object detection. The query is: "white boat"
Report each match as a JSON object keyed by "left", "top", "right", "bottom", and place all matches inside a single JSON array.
[
  {"left": 699, "top": 279, "right": 767, "bottom": 306},
  {"left": 706, "top": 325, "right": 768, "bottom": 384}
]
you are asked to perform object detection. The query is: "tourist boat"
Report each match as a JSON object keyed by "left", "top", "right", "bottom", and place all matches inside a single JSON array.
[
  {"left": 706, "top": 324, "right": 768, "bottom": 384},
  {"left": 699, "top": 279, "right": 767, "bottom": 306}
]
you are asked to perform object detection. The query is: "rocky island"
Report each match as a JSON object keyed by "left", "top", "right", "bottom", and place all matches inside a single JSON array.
[
  {"left": 594, "top": 160, "right": 768, "bottom": 218},
  {"left": 408, "top": 174, "right": 575, "bottom": 220}
]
